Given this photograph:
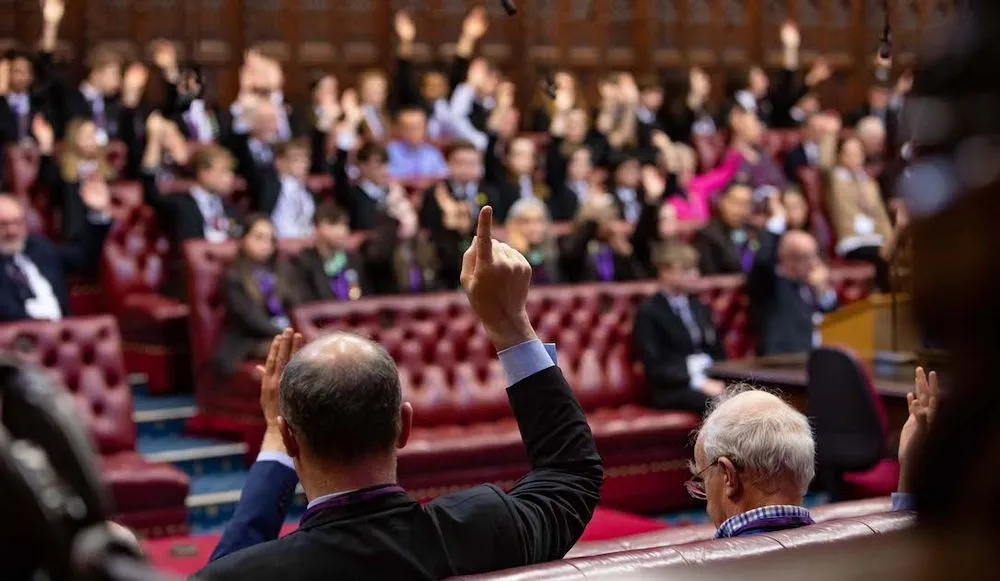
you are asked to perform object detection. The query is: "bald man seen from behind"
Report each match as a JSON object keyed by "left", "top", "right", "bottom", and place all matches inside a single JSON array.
[
  {"left": 746, "top": 229, "right": 839, "bottom": 355},
  {"left": 195, "top": 206, "right": 604, "bottom": 581}
]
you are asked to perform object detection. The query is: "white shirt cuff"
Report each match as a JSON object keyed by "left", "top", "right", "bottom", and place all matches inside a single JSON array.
[
  {"left": 497, "top": 340, "right": 556, "bottom": 386},
  {"left": 257, "top": 450, "right": 295, "bottom": 470},
  {"left": 817, "top": 288, "right": 838, "bottom": 310}
]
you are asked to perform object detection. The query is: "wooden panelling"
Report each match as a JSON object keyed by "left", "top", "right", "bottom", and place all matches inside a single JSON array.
[{"left": 23, "top": 0, "right": 957, "bottom": 112}]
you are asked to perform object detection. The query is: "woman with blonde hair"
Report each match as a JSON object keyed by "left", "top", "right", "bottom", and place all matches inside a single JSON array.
[{"left": 33, "top": 115, "right": 115, "bottom": 241}]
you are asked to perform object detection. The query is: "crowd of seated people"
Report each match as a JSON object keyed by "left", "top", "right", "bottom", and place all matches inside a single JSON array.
[{"left": 0, "top": 1, "right": 912, "bottom": 401}]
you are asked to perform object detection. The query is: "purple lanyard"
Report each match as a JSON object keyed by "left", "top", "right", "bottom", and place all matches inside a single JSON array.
[
  {"left": 254, "top": 269, "right": 285, "bottom": 317},
  {"left": 409, "top": 264, "right": 422, "bottom": 292},
  {"left": 727, "top": 514, "right": 814, "bottom": 537},
  {"left": 300, "top": 484, "right": 406, "bottom": 524},
  {"left": 328, "top": 269, "right": 350, "bottom": 300},
  {"left": 532, "top": 263, "right": 550, "bottom": 285},
  {"left": 739, "top": 243, "right": 755, "bottom": 273},
  {"left": 594, "top": 245, "right": 615, "bottom": 282}
]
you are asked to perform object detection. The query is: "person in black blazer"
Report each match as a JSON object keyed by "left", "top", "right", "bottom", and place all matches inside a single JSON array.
[
  {"left": 212, "top": 215, "right": 299, "bottom": 377},
  {"left": 42, "top": 44, "right": 125, "bottom": 141},
  {"left": 420, "top": 141, "right": 505, "bottom": 289},
  {"left": 483, "top": 135, "right": 547, "bottom": 223},
  {"left": 141, "top": 115, "right": 243, "bottom": 295},
  {"left": 558, "top": 192, "right": 645, "bottom": 283},
  {"left": 632, "top": 242, "right": 727, "bottom": 413},
  {"left": 287, "top": 203, "right": 369, "bottom": 304},
  {"left": 0, "top": 49, "right": 54, "bottom": 152},
  {"left": 0, "top": 190, "right": 111, "bottom": 323},
  {"left": 747, "top": 230, "right": 838, "bottom": 356},
  {"left": 505, "top": 198, "right": 562, "bottom": 285},
  {"left": 360, "top": 187, "right": 440, "bottom": 295},
  {"left": 149, "top": 41, "right": 232, "bottom": 145},
  {"left": 692, "top": 182, "right": 785, "bottom": 276},
  {"left": 239, "top": 137, "right": 317, "bottom": 239},
  {"left": 782, "top": 114, "right": 824, "bottom": 184},
  {"left": 195, "top": 208, "right": 603, "bottom": 580}
]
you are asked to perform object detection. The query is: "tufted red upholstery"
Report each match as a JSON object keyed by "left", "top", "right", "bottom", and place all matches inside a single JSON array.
[
  {"left": 102, "top": 202, "right": 189, "bottom": 394},
  {"left": 0, "top": 315, "right": 190, "bottom": 536},
  {"left": 451, "top": 510, "right": 914, "bottom": 580},
  {"left": 566, "top": 497, "right": 892, "bottom": 558}
]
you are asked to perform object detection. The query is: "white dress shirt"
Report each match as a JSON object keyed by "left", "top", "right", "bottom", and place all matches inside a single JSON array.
[
  {"left": 184, "top": 99, "right": 215, "bottom": 143},
  {"left": 15, "top": 254, "right": 62, "bottom": 321},
  {"left": 272, "top": 176, "right": 316, "bottom": 239},
  {"left": 79, "top": 83, "right": 108, "bottom": 144},
  {"left": 190, "top": 185, "right": 230, "bottom": 243}
]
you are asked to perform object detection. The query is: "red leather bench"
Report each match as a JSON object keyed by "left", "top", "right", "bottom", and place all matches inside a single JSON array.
[
  {"left": 450, "top": 509, "right": 913, "bottom": 580},
  {"left": 0, "top": 315, "right": 191, "bottom": 537},
  {"left": 566, "top": 496, "right": 891, "bottom": 558}
]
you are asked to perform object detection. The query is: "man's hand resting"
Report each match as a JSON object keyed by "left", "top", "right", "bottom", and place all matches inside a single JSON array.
[{"left": 461, "top": 206, "right": 538, "bottom": 351}]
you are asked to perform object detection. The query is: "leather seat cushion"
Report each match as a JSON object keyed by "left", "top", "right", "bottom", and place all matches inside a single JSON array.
[{"left": 101, "top": 452, "right": 191, "bottom": 513}]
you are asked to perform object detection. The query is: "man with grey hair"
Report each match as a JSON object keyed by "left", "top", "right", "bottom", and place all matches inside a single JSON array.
[
  {"left": 686, "top": 385, "right": 816, "bottom": 538},
  {"left": 196, "top": 206, "right": 603, "bottom": 580}
]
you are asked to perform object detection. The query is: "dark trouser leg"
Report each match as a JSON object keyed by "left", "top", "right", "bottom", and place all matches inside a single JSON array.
[
  {"left": 845, "top": 245, "right": 891, "bottom": 292},
  {"left": 650, "top": 387, "right": 712, "bottom": 414}
]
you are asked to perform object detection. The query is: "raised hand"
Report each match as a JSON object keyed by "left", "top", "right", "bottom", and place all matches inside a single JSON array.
[
  {"left": 122, "top": 63, "right": 149, "bottom": 107},
  {"left": 151, "top": 40, "right": 178, "bottom": 73},
  {"left": 641, "top": 165, "right": 667, "bottom": 203},
  {"left": 898, "top": 367, "right": 940, "bottom": 492},
  {"left": 257, "top": 328, "right": 305, "bottom": 429},
  {"left": 42, "top": 0, "right": 65, "bottom": 25},
  {"left": 340, "top": 88, "right": 362, "bottom": 124},
  {"left": 618, "top": 73, "right": 640, "bottom": 106},
  {"left": 460, "top": 206, "right": 536, "bottom": 351},
  {"left": 79, "top": 178, "right": 112, "bottom": 214},
  {"left": 805, "top": 58, "right": 832, "bottom": 87},
  {"left": 780, "top": 20, "right": 800, "bottom": 48},
  {"left": 32, "top": 114, "right": 55, "bottom": 154},
  {"left": 394, "top": 10, "right": 417, "bottom": 44},
  {"left": 462, "top": 6, "right": 489, "bottom": 40},
  {"left": 0, "top": 59, "right": 9, "bottom": 95},
  {"left": 496, "top": 81, "right": 515, "bottom": 111},
  {"left": 554, "top": 83, "right": 575, "bottom": 112},
  {"left": 651, "top": 129, "right": 672, "bottom": 153},
  {"left": 807, "top": 262, "right": 831, "bottom": 292}
]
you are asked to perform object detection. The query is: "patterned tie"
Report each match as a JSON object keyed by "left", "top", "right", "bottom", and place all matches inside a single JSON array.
[{"left": 2, "top": 255, "right": 34, "bottom": 302}]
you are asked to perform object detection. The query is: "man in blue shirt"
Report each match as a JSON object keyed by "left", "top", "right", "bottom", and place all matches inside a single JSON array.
[
  {"left": 386, "top": 106, "right": 448, "bottom": 180},
  {"left": 686, "top": 387, "right": 817, "bottom": 538},
  {"left": 196, "top": 206, "right": 603, "bottom": 580}
]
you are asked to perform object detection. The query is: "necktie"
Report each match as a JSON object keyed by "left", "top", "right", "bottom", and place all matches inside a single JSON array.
[
  {"left": 2, "top": 255, "right": 34, "bottom": 302},
  {"left": 593, "top": 244, "right": 615, "bottom": 281},
  {"left": 672, "top": 297, "right": 702, "bottom": 348}
]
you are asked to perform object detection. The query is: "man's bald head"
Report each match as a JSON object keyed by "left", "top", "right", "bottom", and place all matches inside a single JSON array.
[
  {"left": 0, "top": 194, "right": 28, "bottom": 255},
  {"left": 697, "top": 386, "right": 815, "bottom": 495},
  {"left": 278, "top": 332, "right": 403, "bottom": 464},
  {"left": 777, "top": 230, "right": 820, "bottom": 282}
]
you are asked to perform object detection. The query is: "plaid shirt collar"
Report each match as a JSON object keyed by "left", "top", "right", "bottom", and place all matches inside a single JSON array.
[{"left": 715, "top": 504, "right": 814, "bottom": 539}]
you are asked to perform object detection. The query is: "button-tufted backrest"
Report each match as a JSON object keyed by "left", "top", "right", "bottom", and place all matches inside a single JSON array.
[
  {"left": 0, "top": 315, "right": 134, "bottom": 454},
  {"left": 183, "top": 238, "right": 322, "bottom": 373},
  {"left": 101, "top": 204, "right": 171, "bottom": 305}
]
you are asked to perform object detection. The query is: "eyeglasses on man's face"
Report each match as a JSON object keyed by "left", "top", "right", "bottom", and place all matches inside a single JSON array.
[{"left": 684, "top": 459, "right": 720, "bottom": 501}]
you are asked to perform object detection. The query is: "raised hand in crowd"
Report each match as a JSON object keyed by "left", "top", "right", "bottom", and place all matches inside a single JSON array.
[
  {"left": 895, "top": 69, "right": 914, "bottom": 97},
  {"left": 314, "top": 76, "right": 341, "bottom": 133},
  {"left": 151, "top": 39, "right": 180, "bottom": 82},
  {"left": 807, "top": 260, "right": 832, "bottom": 295},
  {"left": 395, "top": 10, "right": 417, "bottom": 56},
  {"left": 121, "top": 63, "right": 149, "bottom": 108},
  {"left": 41, "top": 0, "right": 65, "bottom": 53},
  {"left": 257, "top": 328, "right": 304, "bottom": 454},
  {"left": 0, "top": 59, "right": 9, "bottom": 96},
  {"left": 460, "top": 206, "right": 536, "bottom": 350},
  {"left": 435, "top": 182, "right": 473, "bottom": 235},
  {"left": 32, "top": 114, "right": 55, "bottom": 155},
  {"left": 898, "top": 367, "right": 940, "bottom": 493},
  {"left": 141, "top": 111, "right": 167, "bottom": 168},
  {"left": 641, "top": 165, "right": 667, "bottom": 204},
  {"left": 805, "top": 58, "right": 832, "bottom": 88},
  {"left": 780, "top": 19, "right": 801, "bottom": 69},
  {"left": 457, "top": 5, "right": 489, "bottom": 57},
  {"left": 79, "top": 177, "right": 113, "bottom": 215}
]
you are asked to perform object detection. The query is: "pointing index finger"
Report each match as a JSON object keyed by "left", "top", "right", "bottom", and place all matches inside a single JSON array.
[{"left": 477, "top": 206, "right": 493, "bottom": 263}]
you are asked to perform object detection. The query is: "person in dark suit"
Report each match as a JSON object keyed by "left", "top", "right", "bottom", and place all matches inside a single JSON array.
[
  {"left": 505, "top": 198, "right": 561, "bottom": 285},
  {"left": 141, "top": 115, "right": 243, "bottom": 296},
  {"left": 149, "top": 41, "right": 232, "bottom": 145},
  {"left": 0, "top": 49, "right": 53, "bottom": 152},
  {"left": 484, "top": 135, "right": 547, "bottom": 223},
  {"left": 692, "top": 182, "right": 784, "bottom": 276},
  {"left": 240, "top": 137, "right": 317, "bottom": 239},
  {"left": 632, "top": 242, "right": 727, "bottom": 413},
  {"left": 0, "top": 190, "right": 111, "bottom": 323},
  {"left": 661, "top": 66, "right": 717, "bottom": 146},
  {"left": 747, "top": 230, "right": 838, "bottom": 356},
  {"left": 195, "top": 207, "right": 603, "bottom": 580},
  {"left": 42, "top": 44, "right": 125, "bottom": 141},
  {"left": 287, "top": 203, "right": 368, "bottom": 303},
  {"left": 783, "top": 113, "right": 824, "bottom": 184},
  {"left": 212, "top": 215, "right": 299, "bottom": 377},
  {"left": 360, "top": 185, "right": 439, "bottom": 295},
  {"left": 558, "top": 192, "right": 645, "bottom": 283},
  {"left": 420, "top": 141, "right": 505, "bottom": 289}
]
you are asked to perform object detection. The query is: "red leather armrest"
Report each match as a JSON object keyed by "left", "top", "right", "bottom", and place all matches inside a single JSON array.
[{"left": 121, "top": 293, "right": 190, "bottom": 322}]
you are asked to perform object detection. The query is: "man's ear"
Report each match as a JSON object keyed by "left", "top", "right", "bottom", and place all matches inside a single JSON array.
[
  {"left": 397, "top": 402, "right": 413, "bottom": 450},
  {"left": 718, "top": 456, "right": 741, "bottom": 499},
  {"left": 278, "top": 416, "right": 300, "bottom": 459}
]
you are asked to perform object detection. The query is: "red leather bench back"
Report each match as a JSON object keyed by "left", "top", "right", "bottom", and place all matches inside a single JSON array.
[
  {"left": 0, "top": 315, "right": 135, "bottom": 455},
  {"left": 102, "top": 204, "right": 171, "bottom": 306},
  {"left": 452, "top": 510, "right": 914, "bottom": 580}
]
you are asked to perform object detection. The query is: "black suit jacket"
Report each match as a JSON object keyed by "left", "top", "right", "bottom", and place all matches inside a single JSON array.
[
  {"left": 0, "top": 222, "right": 109, "bottom": 322},
  {"left": 331, "top": 147, "right": 384, "bottom": 231},
  {"left": 195, "top": 365, "right": 603, "bottom": 581},
  {"left": 419, "top": 181, "right": 505, "bottom": 289},
  {"left": 557, "top": 220, "right": 646, "bottom": 283},
  {"left": 783, "top": 143, "right": 815, "bottom": 185},
  {"left": 746, "top": 236, "right": 838, "bottom": 355},
  {"left": 632, "top": 292, "right": 726, "bottom": 409},
  {"left": 287, "top": 247, "right": 369, "bottom": 304},
  {"left": 692, "top": 219, "right": 775, "bottom": 276}
]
